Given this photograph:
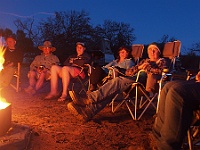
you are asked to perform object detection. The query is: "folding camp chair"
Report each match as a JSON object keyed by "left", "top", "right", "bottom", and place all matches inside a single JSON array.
[
  {"left": 69, "top": 64, "right": 92, "bottom": 98},
  {"left": 184, "top": 69, "right": 200, "bottom": 150},
  {"left": 10, "top": 62, "right": 21, "bottom": 92},
  {"left": 111, "top": 70, "right": 159, "bottom": 120},
  {"left": 162, "top": 40, "right": 181, "bottom": 72},
  {"left": 155, "top": 40, "right": 182, "bottom": 112},
  {"left": 186, "top": 109, "right": 200, "bottom": 150},
  {"left": 131, "top": 44, "right": 144, "bottom": 64}
]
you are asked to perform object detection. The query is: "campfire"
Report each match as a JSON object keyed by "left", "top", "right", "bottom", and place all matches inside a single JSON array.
[
  {"left": 0, "top": 36, "right": 31, "bottom": 150},
  {"left": 0, "top": 36, "right": 12, "bottom": 136}
]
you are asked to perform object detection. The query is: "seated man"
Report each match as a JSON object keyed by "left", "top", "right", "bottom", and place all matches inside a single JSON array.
[
  {"left": 0, "top": 35, "right": 23, "bottom": 89},
  {"left": 152, "top": 71, "right": 200, "bottom": 150},
  {"left": 44, "top": 42, "right": 91, "bottom": 101},
  {"left": 67, "top": 42, "right": 167, "bottom": 122},
  {"left": 24, "top": 41, "right": 60, "bottom": 95}
]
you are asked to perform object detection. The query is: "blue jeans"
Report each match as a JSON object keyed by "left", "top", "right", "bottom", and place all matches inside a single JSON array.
[
  {"left": 153, "top": 80, "right": 200, "bottom": 150},
  {"left": 88, "top": 76, "right": 135, "bottom": 103}
]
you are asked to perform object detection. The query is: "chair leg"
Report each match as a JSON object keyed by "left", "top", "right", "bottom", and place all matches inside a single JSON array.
[
  {"left": 10, "top": 63, "right": 21, "bottom": 92},
  {"left": 187, "top": 127, "right": 193, "bottom": 150},
  {"left": 72, "top": 76, "right": 89, "bottom": 95},
  {"left": 137, "top": 93, "right": 158, "bottom": 120}
]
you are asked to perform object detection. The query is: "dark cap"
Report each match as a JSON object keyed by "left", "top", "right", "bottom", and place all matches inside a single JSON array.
[{"left": 76, "top": 42, "right": 85, "bottom": 47}]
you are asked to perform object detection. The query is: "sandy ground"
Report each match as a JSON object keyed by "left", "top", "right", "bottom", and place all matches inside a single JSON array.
[{"left": 0, "top": 66, "right": 166, "bottom": 150}]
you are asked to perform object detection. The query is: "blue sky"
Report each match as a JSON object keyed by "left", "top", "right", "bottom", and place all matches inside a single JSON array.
[{"left": 0, "top": 0, "right": 200, "bottom": 53}]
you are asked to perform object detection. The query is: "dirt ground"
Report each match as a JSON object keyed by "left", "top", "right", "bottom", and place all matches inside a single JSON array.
[{"left": 1, "top": 66, "right": 160, "bottom": 150}]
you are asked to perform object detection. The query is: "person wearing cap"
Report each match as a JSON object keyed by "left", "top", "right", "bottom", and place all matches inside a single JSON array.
[
  {"left": 67, "top": 42, "right": 167, "bottom": 123},
  {"left": 44, "top": 42, "right": 91, "bottom": 101},
  {"left": 88, "top": 46, "right": 135, "bottom": 93},
  {"left": 24, "top": 41, "right": 60, "bottom": 95},
  {"left": 0, "top": 35, "right": 23, "bottom": 89}
]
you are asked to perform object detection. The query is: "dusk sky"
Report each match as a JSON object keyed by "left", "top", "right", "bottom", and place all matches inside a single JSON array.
[{"left": 0, "top": 0, "right": 200, "bottom": 54}]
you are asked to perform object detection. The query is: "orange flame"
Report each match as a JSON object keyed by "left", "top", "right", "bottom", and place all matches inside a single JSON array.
[
  {"left": 0, "top": 97, "right": 9, "bottom": 109},
  {"left": 0, "top": 36, "right": 5, "bottom": 71},
  {"left": 0, "top": 36, "right": 8, "bottom": 109}
]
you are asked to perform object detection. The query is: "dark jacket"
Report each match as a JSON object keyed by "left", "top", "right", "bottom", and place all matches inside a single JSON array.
[
  {"left": 63, "top": 52, "right": 91, "bottom": 67},
  {"left": 4, "top": 47, "right": 23, "bottom": 67}
]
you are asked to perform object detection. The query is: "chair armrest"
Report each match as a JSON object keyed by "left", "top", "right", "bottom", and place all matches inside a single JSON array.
[{"left": 186, "top": 69, "right": 200, "bottom": 80}]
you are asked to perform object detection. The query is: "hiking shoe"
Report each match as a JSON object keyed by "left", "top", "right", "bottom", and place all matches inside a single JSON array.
[
  {"left": 67, "top": 102, "right": 92, "bottom": 123},
  {"left": 69, "top": 91, "right": 92, "bottom": 106}
]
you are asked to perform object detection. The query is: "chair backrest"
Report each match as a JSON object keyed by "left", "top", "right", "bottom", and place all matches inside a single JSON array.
[
  {"left": 162, "top": 40, "right": 181, "bottom": 58},
  {"left": 131, "top": 44, "right": 144, "bottom": 64},
  {"left": 162, "top": 40, "right": 181, "bottom": 72}
]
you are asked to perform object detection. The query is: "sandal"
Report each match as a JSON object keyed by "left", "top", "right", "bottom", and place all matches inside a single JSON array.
[{"left": 57, "top": 95, "right": 67, "bottom": 102}]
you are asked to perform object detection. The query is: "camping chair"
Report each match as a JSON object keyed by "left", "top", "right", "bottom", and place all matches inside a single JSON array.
[
  {"left": 10, "top": 62, "right": 21, "bottom": 92},
  {"left": 186, "top": 109, "right": 200, "bottom": 150},
  {"left": 111, "top": 68, "right": 173, "bottom": 121},
  {"left": 131, "top": 44, "right": 144, "bottom": 64},
  {"left": 111, "top": 70, "right": 158, "bottom": 120},
  {"left": 185, "top": 69, "right": 200, "bottom": 150},
  {"left": 162, "top": 40, "right": 181, "bottom": 72},
  {"left": 69, "top": 64, "right": 92, "bottom": 97}
]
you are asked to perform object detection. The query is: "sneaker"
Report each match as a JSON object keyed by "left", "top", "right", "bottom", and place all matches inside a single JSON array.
[
  {"left": 69, "top": 91, "right": 92, "bottom": 106},
  {"left": 67, "top": 102, "right": 92, "bottom": 122}
]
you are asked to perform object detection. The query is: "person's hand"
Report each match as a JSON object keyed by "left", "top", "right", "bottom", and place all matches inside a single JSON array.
[
  {"left": 37, "top": 66, "right": 47, "bottom": 74},
  {"left": 69, "top": 58, "right": 74, "bottom": 64},
  {"left": 138, "top": 62, "right": 149, "bottom": 70},
  {"left": 125, "top": 68, "right": 133, "bottom": 76},
  {"left": 196, "top": 71, "right": 200, "bottom": 82},
  {"left": 4, "top": 62, "right": 14, "bottom": 68}
]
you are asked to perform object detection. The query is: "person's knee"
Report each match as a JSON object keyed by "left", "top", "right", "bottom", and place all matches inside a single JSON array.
[
  {"left": 51, "top": 65, "right": 60, "bottom": 72},
  {"left": 28, "top": 70, "right": 37, "bottom": 77},
  {"left": 62, "top": 66, "right": 70, "bottom": 72}
]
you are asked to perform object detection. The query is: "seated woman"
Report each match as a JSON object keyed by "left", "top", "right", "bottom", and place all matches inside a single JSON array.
[
  {"left": 24, "top": 41, "right": 60, "bottom": 95},
  {"left": 88, "top": 46, "right": 135, "bottom": 92},
  {"left": 44, "top": 42, "right": 91, "bottom": 101}
]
